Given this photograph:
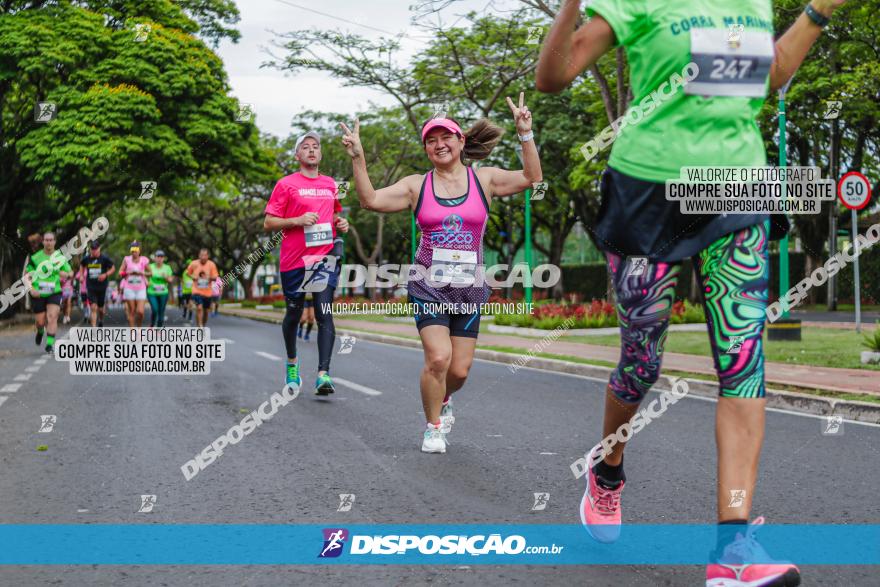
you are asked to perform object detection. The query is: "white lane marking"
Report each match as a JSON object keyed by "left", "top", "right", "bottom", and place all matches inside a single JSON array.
[
  {"left": 216, "top": 338, "right": 235, "bottom": 344},
  {"left": 1, "top": 383, "right": 22, "bottom": 393},
  {"left": 25, "top": 366, "right": 40, "bottom": 373},
  {"left": 0, "top": 397, "right": 7, "bottom": 408},
  {"left": 301, "top": 335, "right": 880, "bottom": 430},
  {"left": 488, "top": 356, "right": 880, "bottom": 429},
  {"left": 334, "top": 377, "right": 382, "bottom": 396},
  {"left": 34, "top": 359, "right": 48, "bottom": 365},
  {"left": 14, "top": 373, "right": 32, "bottom": 381},
  {"left": 539, "top": 452, "right": 557, "bottom": 455},
  {"left": 253, "top": 351, "right": 282, "bottom": 361}
]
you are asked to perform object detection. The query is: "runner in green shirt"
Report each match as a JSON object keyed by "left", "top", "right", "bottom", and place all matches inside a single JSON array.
[
  {"left": 537, "top": 1, "right": 847, "bottom": 585},
  {"left": 147, "top": 250, "right": 174, "bottom": 327},
  {"left": 180, "top": 259, "right": 194, "bottom": 323},
  {"left": 25, "top": 232, "right": 72, "bottom": 353}
]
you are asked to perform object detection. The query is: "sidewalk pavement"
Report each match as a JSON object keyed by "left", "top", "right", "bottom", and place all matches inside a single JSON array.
[{"left": 221, "top": 307, "right": 880, "bottom": 397}]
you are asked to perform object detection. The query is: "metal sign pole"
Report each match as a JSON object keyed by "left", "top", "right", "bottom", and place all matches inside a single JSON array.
[
  {"left": 837, "top": 171, "right": 872, "bottom": 334},
  {"left": 852, "top": 207, "right": 861, "bottom": 333}
]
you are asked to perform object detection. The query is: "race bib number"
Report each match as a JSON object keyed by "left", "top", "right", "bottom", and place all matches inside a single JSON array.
[
  {"left": 686, "top": 29, "right": 773, "bottom": 98},
  {"left": 304, "top": 223, "right": 333, "bottom": 247},
  {"left": 153, "top": 284, "right": 167, "bottom": 293},
  {"left": 197, "top": 278, "right": 209, "bottom": 288},
  {"left": 431, "top": 248, "right": 478, "bottom": 285},
  {"left": 127, "top": 276, "right": 142, "bottom": 286},
  {"left": 88, "top": 268, "right": 101, "bottom": 278},
  {"left": 39, "top": 281, "right": 54, "bottom": 294}
]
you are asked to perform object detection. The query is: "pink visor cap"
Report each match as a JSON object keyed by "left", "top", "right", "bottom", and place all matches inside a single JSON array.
[{"left": 421, "top": 118, "right": 463, "bottom": 143}]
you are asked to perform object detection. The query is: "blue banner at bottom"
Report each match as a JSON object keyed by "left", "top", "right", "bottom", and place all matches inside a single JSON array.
[{"left": 0, "top": 525, "right": 877, "bottom": 565}]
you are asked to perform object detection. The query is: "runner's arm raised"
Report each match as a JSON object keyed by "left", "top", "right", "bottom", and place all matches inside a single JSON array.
[
  {"left": 535, "top": 1, "right": 615, "bottom": 93},
  {"left": 479, "top": 93, "right": 542, "bottom": 199},
  {"left": 769, "top": 1, "right": 846, "bottom": 92},
  {"left": 341, "top": 119, "right": 417, "bottom": 213}
]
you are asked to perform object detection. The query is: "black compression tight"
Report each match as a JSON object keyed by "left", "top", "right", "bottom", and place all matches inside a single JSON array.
[{"left": 282, "top": 288, "right": 336, "bottom": 371}]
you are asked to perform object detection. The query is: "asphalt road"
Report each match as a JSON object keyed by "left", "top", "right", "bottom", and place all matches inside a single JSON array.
[{"left": 0, "top": 305, "right": 877, "bottom": 586}]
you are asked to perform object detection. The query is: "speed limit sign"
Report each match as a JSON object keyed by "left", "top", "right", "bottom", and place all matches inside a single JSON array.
[
  {"left": 836, "top": 171, "right": 873, "bottom": 334},
  {"left": 837, "top": 171, "right": 872, "bottom": 210}
]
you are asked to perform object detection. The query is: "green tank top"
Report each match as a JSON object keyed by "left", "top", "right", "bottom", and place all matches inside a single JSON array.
[
  {"left": 181, "top": 267, "right": 193, "bottom": 294},
  {"left": 27, "top": 250, "right": 72, "bottom": 297},
  {"left": 148, "top": 263, "right": 173, "bottom": 295}
]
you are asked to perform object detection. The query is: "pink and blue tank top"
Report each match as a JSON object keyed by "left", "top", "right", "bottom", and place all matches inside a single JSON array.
[{"left": 408, "top": 167, "right": 491, "bottom": 306}]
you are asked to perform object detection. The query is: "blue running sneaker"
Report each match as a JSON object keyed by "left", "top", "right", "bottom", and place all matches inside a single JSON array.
[
  {"left": 285, "top": 362, "right": 301, "bottom": 390},
  {"left": 315, "top": 373, "right": 335, "bottom": 396}
]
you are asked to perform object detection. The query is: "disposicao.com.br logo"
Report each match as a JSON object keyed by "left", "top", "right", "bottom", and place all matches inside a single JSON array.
[{"left": 320, "top": 529, "right": 563, "bottom": 557}]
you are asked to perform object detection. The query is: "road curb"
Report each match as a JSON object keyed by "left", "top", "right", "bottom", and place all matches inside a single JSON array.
[
  {"left": 224, "top": 309, "right": 880, "bottom": 425},
  {"left": 0, "top": 312, "right": 36, "bottom": 329}
]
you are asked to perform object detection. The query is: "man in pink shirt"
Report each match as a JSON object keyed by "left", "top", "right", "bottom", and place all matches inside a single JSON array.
[{"left": 264, "top": 131, "right": 349, "bottom": 395}]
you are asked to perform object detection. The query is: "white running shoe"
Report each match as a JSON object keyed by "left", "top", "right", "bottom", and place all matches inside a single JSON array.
[
  {"left": 440, "top": 398, "right": 455, "bottom": 435},
  {"left": 421, "top": 423, "right": 446, "bottom": 453}
]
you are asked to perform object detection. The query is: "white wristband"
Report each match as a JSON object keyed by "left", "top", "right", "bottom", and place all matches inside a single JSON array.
[{"left": 518, "top": 131, "right": 534, "bottom": 143}]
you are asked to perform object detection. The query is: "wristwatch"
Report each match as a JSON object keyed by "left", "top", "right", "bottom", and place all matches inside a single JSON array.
[
  {"left": 804, "top": 3, "right": 830, "bottom": 28},
  {"left": 518, "top": 131, "right": 534, "bottom": 143}
]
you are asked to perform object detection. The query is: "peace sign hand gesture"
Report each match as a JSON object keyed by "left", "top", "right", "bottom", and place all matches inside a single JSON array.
[
  {"left": 506, "top": 92, "right": 533, "bottom": 134},
  {"left": 340, "top": 119, "right": 363, "bottom": 159}
]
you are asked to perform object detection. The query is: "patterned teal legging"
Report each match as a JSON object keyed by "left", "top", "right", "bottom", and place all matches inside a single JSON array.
[{"left": 606, "top": 222, "right": 769, "bottom": 402}]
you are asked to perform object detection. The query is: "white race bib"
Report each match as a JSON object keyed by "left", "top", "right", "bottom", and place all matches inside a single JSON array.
[
  {"left": 304, "top": 223, "right": 333, "bottom": 247},
  {"left": 152, "top": 284, "right": 167, "bottom": 293},
  {"left": 197, "top": 278, "right": 210, "bottom": 288},
  {"left": 88, "top": 268, "right": 101, "bottom": 278},
  {"left": 686, "top": 29, "right": 773, "bottom": 98},
  {"left": 127, "top": 276, "right": 142, "bottom": 286},
  {"left": 430, "top": 248, "right": 477, "bottom": 285},
  {"left": 39, "top": 281, "right": 54, "bottom": 294}
]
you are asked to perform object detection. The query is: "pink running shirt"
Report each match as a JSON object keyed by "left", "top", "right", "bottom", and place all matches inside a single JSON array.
[
  {"left": 122, "top": 255, "right": 149, "bottom": 291},
  {"left": 265, "top": 173, "right": 342, "bottom": 271}
]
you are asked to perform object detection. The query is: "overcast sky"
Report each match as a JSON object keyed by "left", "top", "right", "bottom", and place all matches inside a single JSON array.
[{"left": 216, "top": 0, "right": 516, "bottom": 138}]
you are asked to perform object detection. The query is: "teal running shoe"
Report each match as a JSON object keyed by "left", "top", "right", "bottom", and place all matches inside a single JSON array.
[
  {"left": 315, "top": 373, "right": 335, "bottom": 396},
  {"left": 285, "top": 362, "right": 301, "bottom": 390}
]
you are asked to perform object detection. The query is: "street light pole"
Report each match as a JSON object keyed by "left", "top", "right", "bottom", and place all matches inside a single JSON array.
[
  {"left": 515, "top": 144, "right": 534, "bottom": 305},
  {"left": 778, "top": 82, "right": 791, "bottom": 319},
  {"left": 524, "top": 187, "right": 533, "bottom": 305},
  {"left": 767, "top": 78, "right": 802, "bottom": 341}
]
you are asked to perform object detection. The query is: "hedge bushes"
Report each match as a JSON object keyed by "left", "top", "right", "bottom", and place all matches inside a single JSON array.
[{"left": 493, "top": 299, "right": 705, "bottom": 329}]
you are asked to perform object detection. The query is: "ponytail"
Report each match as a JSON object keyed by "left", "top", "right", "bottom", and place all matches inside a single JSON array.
[{"left": 462, "top": 118, "right": 504, "bottom": 162}]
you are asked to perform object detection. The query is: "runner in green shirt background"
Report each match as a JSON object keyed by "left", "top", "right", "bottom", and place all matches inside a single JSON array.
[
  {"left": 25, "top": 232, "right": 72, "bottom": 353},
  {"left": 147, "top": 250, "right": 174, "bottom": 327},
  {"left": 180, "top": 258, "right": 194, "bottom": 324}
]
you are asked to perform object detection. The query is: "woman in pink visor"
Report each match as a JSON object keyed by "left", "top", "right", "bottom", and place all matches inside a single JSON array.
[{"left": 341, "top": 93, "right": 542, "bottom": 454}]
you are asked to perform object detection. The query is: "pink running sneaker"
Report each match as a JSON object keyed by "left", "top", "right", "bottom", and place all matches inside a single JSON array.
[
  {"left": 706, "top": 517, "right": 801, "bottom": 587},
  {"left": 579, "top": 444, "right": 623, "bottom": 543}
]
